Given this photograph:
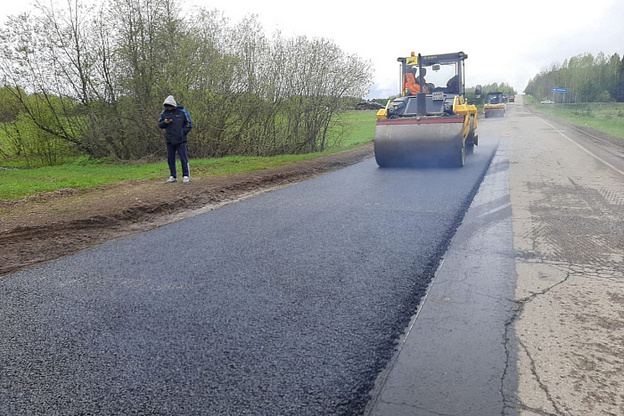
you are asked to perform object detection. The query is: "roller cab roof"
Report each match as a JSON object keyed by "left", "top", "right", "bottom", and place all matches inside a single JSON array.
[{"left": 398, "top": 52, "right": 468, "bottom": 66}]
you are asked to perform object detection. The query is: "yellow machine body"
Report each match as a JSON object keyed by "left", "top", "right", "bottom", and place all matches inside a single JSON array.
[{"left": 484, "top": 92, "right": 506, "bottom": 118}]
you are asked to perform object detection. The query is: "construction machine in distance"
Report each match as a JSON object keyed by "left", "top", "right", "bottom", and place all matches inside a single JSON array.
[
  {"left": 484, "top": 91, "right": 506, "bottom": 118},
  {"left": 374, "top": 51, "right": 480, "bottom": 168}
]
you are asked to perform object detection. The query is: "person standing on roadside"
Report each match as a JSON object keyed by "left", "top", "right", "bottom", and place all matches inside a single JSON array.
[{"left": 158, "top": 95, "right": 193, "bottom": 184}]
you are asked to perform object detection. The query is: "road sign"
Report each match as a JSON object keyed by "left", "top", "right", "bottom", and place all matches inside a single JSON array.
[{"left": 552, "top": 88, "right": 568, "bottom": 93}]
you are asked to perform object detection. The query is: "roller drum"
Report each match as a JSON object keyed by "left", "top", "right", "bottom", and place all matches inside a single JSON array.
[
  {"left": 484, "top": 108, "right": 505, "bottom": 118},
  {"left": 374, "top": 119, "right": 465, "bottom": 167}
]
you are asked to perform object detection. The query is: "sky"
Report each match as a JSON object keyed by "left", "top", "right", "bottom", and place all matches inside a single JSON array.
[{"left": 2, "top": 0, "right": 623, "bottom": 98}]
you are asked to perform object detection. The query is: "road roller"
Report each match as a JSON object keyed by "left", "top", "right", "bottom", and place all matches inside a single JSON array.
[
  {"left": 484, "top": 91, "right": 506, "bottom": 118},
  {"left": 374, "top": 51, "right": 480, "bottom": 168}
]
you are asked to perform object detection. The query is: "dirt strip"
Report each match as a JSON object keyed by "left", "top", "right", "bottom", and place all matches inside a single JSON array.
[{"left": 0, "top": 144, "right": 374, "bottom": 277}]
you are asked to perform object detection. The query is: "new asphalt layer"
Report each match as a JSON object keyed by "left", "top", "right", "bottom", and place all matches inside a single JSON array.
[
  {"left": 1, "top": 135, "right": 499, "bottom": 415},
  {"left": 366, "top": 132, "right": 517, "bottom": 416}
]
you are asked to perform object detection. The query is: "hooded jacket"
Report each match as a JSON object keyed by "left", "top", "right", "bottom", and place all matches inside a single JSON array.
[{"left": 158, "top": 103, "right": 193, "bottom": 145}]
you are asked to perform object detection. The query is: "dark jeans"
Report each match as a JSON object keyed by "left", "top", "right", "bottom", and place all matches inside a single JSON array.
[{"left": 167, "top": 142, "right": 189, "bottom": 178}]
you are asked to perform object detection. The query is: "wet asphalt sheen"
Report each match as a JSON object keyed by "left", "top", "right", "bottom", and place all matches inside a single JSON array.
[{"left": 1, "top": 139, "right": 498, "bottom": 415}]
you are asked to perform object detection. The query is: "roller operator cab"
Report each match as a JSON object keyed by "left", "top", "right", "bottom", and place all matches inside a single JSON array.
[{"left": 374, "top": 52, "right": 479, "bottom": 168}]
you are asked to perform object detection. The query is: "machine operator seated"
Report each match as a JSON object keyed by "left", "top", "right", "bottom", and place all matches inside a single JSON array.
[
  {"left": 445, "top": 75, "right": 460, "bottom": 94},
  {"left": 404, "top": 67, "right": 430, "bottom": 95}
]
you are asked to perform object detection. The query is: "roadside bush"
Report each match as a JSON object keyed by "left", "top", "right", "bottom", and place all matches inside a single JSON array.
[
  {"left": 0, "top": 87, "right": 20, "bottom": 123},
  {"left": 4, "top": 114, "right": 76, "bottom": 167},
  {"left": 598, "top": 91, "right": 614, "bottom": 102}
]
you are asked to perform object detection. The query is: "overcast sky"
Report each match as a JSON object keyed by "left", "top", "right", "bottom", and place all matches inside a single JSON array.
[{"left": 3, "top": 0, "right": 623, "bottom": 98}]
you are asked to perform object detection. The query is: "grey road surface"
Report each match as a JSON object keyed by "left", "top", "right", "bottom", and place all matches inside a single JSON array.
[{"left": 1, "top": 130, "right": 499, "bottom": 415}]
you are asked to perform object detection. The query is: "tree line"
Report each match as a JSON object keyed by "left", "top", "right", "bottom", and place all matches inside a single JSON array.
[
  {"left": 0, "top": 0, "right": 372, "bottom": 165},
  {"left": 525, "top": 52, "right": 624, "bottom": 103}
]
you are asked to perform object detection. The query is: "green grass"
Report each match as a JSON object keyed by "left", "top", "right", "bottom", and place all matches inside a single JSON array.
[
  {"left": 328, "top": 110, "right": 377, "bottom": 146},
  {"left": 0, "top": 110, "right": 378, "bottom": 200},
  {"left": 528, "top": 101, "right": 624, "bottom": 139},
  {"left": 0, "top": 154, "right": 329, "bottom": 200}
]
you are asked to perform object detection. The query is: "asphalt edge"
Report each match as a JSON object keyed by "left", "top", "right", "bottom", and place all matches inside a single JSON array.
[{"left": 364, "top": 138, "right": 519, "bottom": 416}]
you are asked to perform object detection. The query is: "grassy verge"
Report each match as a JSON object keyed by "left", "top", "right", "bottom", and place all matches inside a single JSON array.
[
  {"left": 0, "top": 110, "right": 377, "bottom": 201},
  {"left": 328, "top": 110, "right": 377, "bottom": 147},
  {"left": 0, "top": 154, "right": 327, "bottom": 200},
  {"left": 527, "top": 100, "right": 624, "bottom": 139}
]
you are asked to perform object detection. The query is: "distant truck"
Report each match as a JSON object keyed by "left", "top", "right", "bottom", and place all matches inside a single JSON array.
[{"left": 509, "top": 94, "right": 515, "bottom": 102}]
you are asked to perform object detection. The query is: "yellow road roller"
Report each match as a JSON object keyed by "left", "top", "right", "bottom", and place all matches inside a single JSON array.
[
  {"left": 484, "top": 91, "right": 506, "bottom": 118},
  {"left": 374, "top": 52, "right": 480, "bottom": 168}
]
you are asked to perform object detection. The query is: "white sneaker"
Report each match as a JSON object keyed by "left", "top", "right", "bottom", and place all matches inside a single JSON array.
[
  {"left": 165, "top": 176, "right": 177, "bottom": 183},
  {"left": 182, "top": 176, "right": 190, "bottom": 184}
]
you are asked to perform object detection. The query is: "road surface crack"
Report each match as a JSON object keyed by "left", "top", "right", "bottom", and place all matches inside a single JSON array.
[{"left": 502, "top": 265, "right": 574, "bottom": 416}]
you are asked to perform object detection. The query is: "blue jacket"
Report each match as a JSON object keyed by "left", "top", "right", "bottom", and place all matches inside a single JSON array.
[{"left": 158, "top": 105, "right": 192, "bottom": 145}]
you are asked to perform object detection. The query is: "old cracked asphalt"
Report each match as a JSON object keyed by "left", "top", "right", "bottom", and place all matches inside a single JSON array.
[{"left": 509, "top": 103, "right": 624, "bottom": 415}]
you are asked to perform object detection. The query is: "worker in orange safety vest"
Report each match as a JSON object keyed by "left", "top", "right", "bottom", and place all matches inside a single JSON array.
[{"left": 404, "top": 67, "right": 429, "bottom": 95}]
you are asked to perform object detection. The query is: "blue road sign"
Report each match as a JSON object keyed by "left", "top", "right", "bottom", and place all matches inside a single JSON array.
[{"left": 552, "top": 88, "right": 568, "bottom": 93}]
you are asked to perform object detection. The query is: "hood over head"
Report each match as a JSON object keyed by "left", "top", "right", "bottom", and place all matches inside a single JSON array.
[{"left": 163, "top": 95, "right": 177, "bottom": 107}]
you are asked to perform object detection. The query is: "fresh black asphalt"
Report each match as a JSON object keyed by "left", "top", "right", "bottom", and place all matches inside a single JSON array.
[{"left": 1, "top": 139, "right": 498, "bottom": 415}]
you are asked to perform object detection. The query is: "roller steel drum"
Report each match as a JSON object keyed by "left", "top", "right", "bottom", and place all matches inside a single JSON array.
[
  {"left": 484, "top": 108, "right": 505, "bottom": 118},
  {"left": 374, "top": 116, "right": 466, "bottom": 168}
]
